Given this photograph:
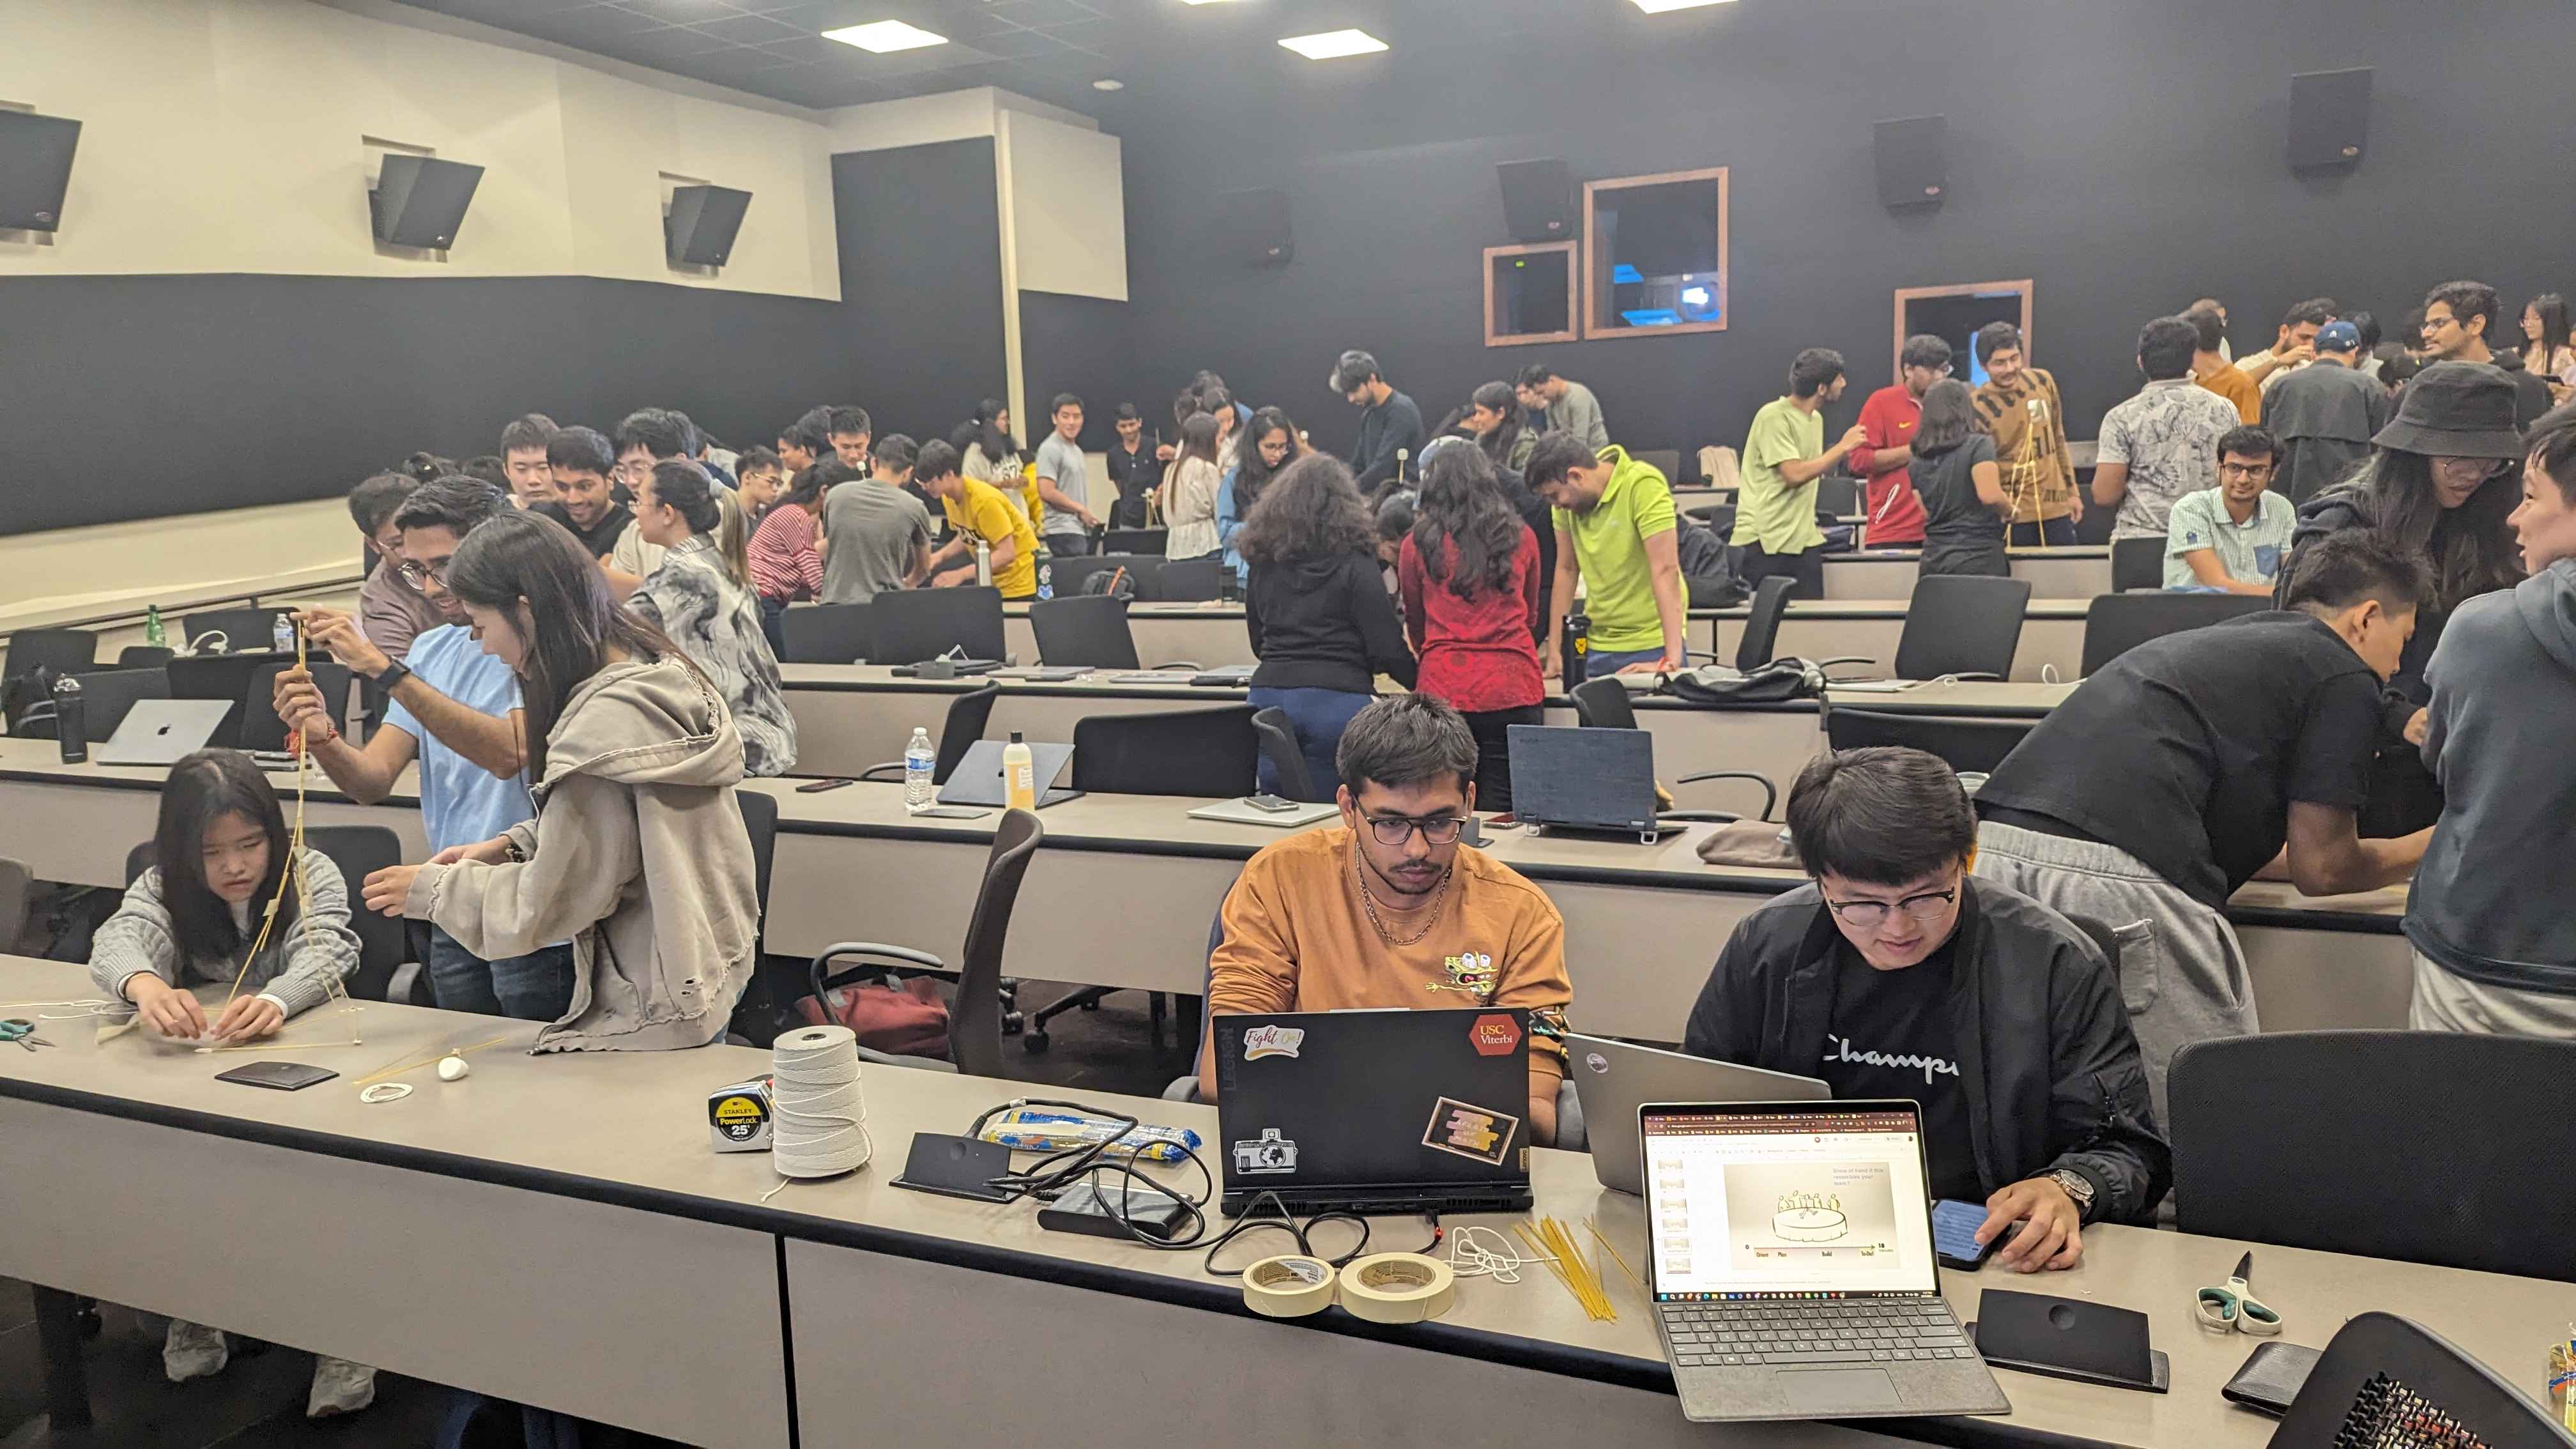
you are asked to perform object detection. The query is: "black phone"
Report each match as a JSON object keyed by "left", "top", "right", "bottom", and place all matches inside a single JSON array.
[
  {"left": 1243, "top": 793, "right": 1301, "bottom": 813},
  {"left": 795, "top": 778, "right": 856, "bottom": 793},
  {"left": 215, "top": 1061, "right": 339, "bottom": 1091},
  {"left": 1931, "top": 1198, "right": 2004, "bottom": 1270},
  {"left": 910, "top": 806, "right": 990, "bottom": 820}
]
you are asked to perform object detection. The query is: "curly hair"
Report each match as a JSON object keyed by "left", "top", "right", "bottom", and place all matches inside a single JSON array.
[{"left": 1234, "top": 454, "right": 1377, "bottom": 565}]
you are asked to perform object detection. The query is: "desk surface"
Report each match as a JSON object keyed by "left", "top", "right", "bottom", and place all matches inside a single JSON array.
[
  {"left": 0, "top": 954, "right": 2551, "bottom": 1449},
  {"left": 1699, "top": 598, "right": 2096, "bottom": 622}
]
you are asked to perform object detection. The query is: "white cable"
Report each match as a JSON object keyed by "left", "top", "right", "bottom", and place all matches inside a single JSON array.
[
  {"left": 767, "top": 1025, "right": 872, "bottom": 1195},
  {"left": 1448, "top": 1224, "right": 1551, "bottom": 1284}
]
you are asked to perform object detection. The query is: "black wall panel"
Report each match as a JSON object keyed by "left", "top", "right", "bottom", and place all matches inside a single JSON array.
[
  {"left": 828, "top": 137, "right": 1008, "bottom": 452},
  {"left": 1018, "top": 289, "right": 1140, "bottom": 452}
]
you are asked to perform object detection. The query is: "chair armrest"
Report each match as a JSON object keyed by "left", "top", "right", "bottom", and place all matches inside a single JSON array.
[
  {"left": 1814, "top": 656, "right": 1875, "bottom": 670},
  {"left": 811, "top": 942, "right": 950, "bottom": 1002},
  {"left": 1676, "top": 769, "right": 1779, "bottom": 822},
  {"left": 852, "top": 1044, "right": 959, "bottom": 1073},
  {"left": 857, "top": 762, "right": 904, "bottom": 781}
]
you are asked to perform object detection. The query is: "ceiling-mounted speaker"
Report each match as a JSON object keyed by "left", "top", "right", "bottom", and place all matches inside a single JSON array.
[
  {"left": 1496, "top": 157, "right": 1574, "bottom": 243},
  {"left": 1214, "top": 187, "right": 1292, "bottom": 266},
  {"left": 1874, "top": 116, "right": 1946, "bottom": 210},
  {"left": 371, "top": 154, "right": 484, "bottom": 249},
  {"left": 666, "top": 185, "right": 752, "bottom": 266},
  {"left": 2288, "top": 67, "right": 2372, "bottom": 171},
  {"left": 0, "top": 110, "right": 81, "bottom": 232}
]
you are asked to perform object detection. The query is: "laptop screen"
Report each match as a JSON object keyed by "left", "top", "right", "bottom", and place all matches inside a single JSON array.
[{"left": 1641, "top": 1103, "right": 1937, "bottom": 1301}]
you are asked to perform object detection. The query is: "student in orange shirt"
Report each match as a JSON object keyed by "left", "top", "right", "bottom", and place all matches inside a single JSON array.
[
  {"left": 2186, "top": 305, "right": 2262, "bottom": 424},
  {"left": 1197, "top": 693, "right": 1573, "bottom": 1142}
]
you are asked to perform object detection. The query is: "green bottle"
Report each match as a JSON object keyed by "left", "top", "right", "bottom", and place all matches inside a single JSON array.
[{"left": 144, "top": 604, "right": 166, "bottom": 648}]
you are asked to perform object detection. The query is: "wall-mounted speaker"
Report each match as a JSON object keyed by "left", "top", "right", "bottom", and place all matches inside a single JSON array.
[
  {"left": 1214, "top": 188, "right": 1292, "bottom": 266},
  {"left": 2288, "top": 68, "right": 2372, "bottom": 171},
  {"left": 371, "top": 154, "right": 484, "bottom": 250},
  {"left": 0, "top": 110, "right": 82, "bottom": 232},
  {"left": 666, "top": 184, "right": 752, "bottom": 267},
  {"left": 1497, "top": 158, "right": 1574, "bottom": 243},
  {"left": 1874, "top": 116, "right": 1946, "bottom": 210}
]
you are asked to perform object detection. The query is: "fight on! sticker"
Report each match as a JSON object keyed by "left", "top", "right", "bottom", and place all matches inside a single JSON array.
[
  {"left": 1240, "top": 1024, "right": 1305, "bottom": 1061},
  {"left": 1469, "top": 1013, "right": 1522, "bottom": 1057}
]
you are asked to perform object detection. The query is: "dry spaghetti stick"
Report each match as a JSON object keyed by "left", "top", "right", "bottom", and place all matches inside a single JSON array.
[
  {"left": 1586, "top": 1217, "right": 1644, "bottom": 1296},
  {"left": 353, "top": 1034, "right": 514, "bottom": 1088},
  {"left": 193, "top": 1041, "right": 371, "bottom": 1054}
]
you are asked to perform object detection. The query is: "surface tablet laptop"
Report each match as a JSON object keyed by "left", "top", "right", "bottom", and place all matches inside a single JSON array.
[
  {"left": 935, "top": 739, "right": 1082, "bottom": 808},
  {"left": 1643, "top": 1100, "right": 2010, "bottom": 1422},
  {"left": 1563, "top": 1034, "right": 1827, "bottom": 1195},
  {"left": 94, "top": 699, "right": 234, "bottom": 766},
  {"left": 1213, "top": 1008, "right": 1533, "bottom": 1216},
  {"left": 1507, "top": 724, "right": 1660, "bottom": 840}
]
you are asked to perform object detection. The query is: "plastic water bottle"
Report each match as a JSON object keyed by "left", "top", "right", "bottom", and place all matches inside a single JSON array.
[
  {"left": 143, "top": 605, "right": 167, "bottom": 649},
  {"left": 272, "top": 615, "right": 297, "bottom": 655},
  {"left": 52, "top": 675, "right": 86, "bottom": 764},
  {"left": 903, "top": 727, "right": 935, "bottom": 811}
]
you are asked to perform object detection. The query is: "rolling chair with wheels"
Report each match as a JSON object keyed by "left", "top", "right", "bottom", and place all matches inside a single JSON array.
[
  {"left": 1024, "top": 705, "right": 1260, "bottom": 1054},
  {"left": 1054, "top": 553, "right": 1157, "bottom": 599},
  {"left": 2108, "top": 535, "right": 2167, "bottom": 592},
  {"left": 1821, "top": 706, "right": 2030, "bottom": 777},
  {"left": 1155, "top": 558, "right": 1226, "bottom": 602},
  {"left": 2271, "top": 1312, "right": 2575, "bottom": 1448},
  {"left": 116, "top": 645, "right": 176, "bottom": 669},
  {"left": 165, "top": 654, "right": 268, "bottom": 747},
  {"left": 1568, "top": 677, "right": 1780, "bottom": 821},
  {"left": 0, "top": 857, "right": 29, "bottom": 954},
  {"left": 2078, "top": 591, "right": 2270, "bottom": 676},
  {"left": 1248, "top": 707, "right": 1317, "bottom": 802},
  {"left": 1890, "top": 575, "right": 2031, "bottom": 680},
  {"left": 1733, "top": 574, "right": 1797, "bottom": 672},
  {"left": 857, "top": 682, "right": 1000, "bottom": 784},
  {"left": 180, "top": 608, "right": 291, "bottom": 656},
  {"left": 726, "top": 788, "right": 788, "bottom": 1038},
  {"left": 1030, "top": 594, "right": 1142, "bottom": 670},
  {"left": 807, "top": 808, "right": 1043, "bottom": 1077},
  {"left": 6, "top": 627, "right": 101, "bottom": 680},
  {"left": 870, "top": 586, "right": 1006, "bottom": 666},
  {"left": 123, "top": 825, "right": 411, "bottom": 1002},
  {"left": 779, "top": 602, "right": 873, "bottom": 664},
  {"left": 56, "top": 666, "right": 170, "bottom": 744},
  {"left": 242, "top": 662, "right": 351, "bottom": 753}
]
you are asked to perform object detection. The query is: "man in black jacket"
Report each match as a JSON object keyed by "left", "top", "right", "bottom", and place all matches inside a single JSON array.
[{"left": 1682, "top": 747, "right": 2169, "bottom": 1271}]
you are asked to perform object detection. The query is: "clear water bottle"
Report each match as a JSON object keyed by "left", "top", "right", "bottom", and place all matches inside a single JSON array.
[
  {"left": 272, "top": 614, "right": 297, "bottom": 655},
  {"left": 52, "top": 675, "right": 86, "bottom": 764},
  {"left": 903, "top": 726, "right": 935, "bottom": 811}
]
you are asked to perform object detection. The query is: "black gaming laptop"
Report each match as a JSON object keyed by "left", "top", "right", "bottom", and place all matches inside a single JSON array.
[{"left": 1213, "top": 1008, "right": 1535, "bottom": 1216}]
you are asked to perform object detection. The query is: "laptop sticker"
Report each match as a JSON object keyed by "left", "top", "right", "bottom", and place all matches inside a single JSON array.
[
  {"left": 1469, "top": 1013, "right": 1522, "bottom": 1057},
  {"left": 1422, "top": 1096, "right": 1520, "bottom": 1167},
  {"left": 1231, "top": 1128, "right": 1300, "bottom": 1175},
  {"left": 1240, "top": 1024, "right": 1305, "bottom": 1061}
]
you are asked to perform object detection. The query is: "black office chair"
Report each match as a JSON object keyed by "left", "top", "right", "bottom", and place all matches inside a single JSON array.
[
  {"left": 66, "top": 666, "right": 171, "bottom": 743},
  {"left": 1100, "top": 528, "right": 1167, "bottom": 557},
  {"left": 1890, "top": 575, "right": 2031, "bottom": 680},
  {"left": 116, "top": 645, "right": 175, "bottom": 670},
  {"left": 1155, "top": 558, "right": 1227, "bottom": 602},
  {"left": 858, "top": 682, "right": 1000, "bottom": 785},
  {"left": 2270, "top": 1312, "right": 2576, "bottom": 1448},
  {"left": 1569, "top": 677, "right": 1779, "bottom": 820},
  {"left": 2079, "top": 592, "right": 2271, "bottom": 677},
  {"left": 1823, "top": 706, "right": 2030, "bottom": 777},
  {"left": 0, "top": 857, "right": 27, "bottom": 956},
  {"left": 122, "top": 824, "right": 410, "bottom": 1002},
  {"left": 1249, "top": 706, "right": 1317, "bottom": 802},
  {"left": 809, "top": 808, "right": 1043, "bottom": 1078},
  {"left": 165, "top": 654, "right": 269, "bottom": 748},
  {"left": 7, "top": 627, "right": 102, "bottom": 680},
  {"left": 1054, "top": 553, "right": 1154, "bottom": 599},
  {"left": 2169, "top": 1031, "right": 2576, "bottom": 1282},
  {"left": 1030, "top": 595, "right": 1141, "bottom": 670},
  {"left": 778, "top": 602, "right": 873, "bottom": 664},
  {"left": 1025, "top": 705, "right": 1261, "bottom": 1052},
  {"left": 1734, "top": 574, "right": 1797, "bottom": 672},
  {"left": 180, "top": 608, "right": 289, "bottom": 656},
  {"left": 870, "top": 586, "right": 1006, "bottom": 665},
  {"left": 1811, "top": 474, "right": 1862, "bottom": 519},
  {"left": 241, "top": 662, "right": 351, "bottom": 753},
  {"left": 2109, "top": 535, "right": 2166, "bottom": 592}
]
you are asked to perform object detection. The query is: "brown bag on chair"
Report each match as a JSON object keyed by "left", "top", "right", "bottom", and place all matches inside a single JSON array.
[
  {"left": 1696, "top": 819, "right": 1802, "bottom": 870},
  {"left": 797, "top": 977, "right": 953, "bottom": 1059}
]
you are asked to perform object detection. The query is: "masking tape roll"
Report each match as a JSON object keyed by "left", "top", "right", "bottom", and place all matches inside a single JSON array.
[
  {"left": 1241, "top": 1255, "right": 1338, "bottom": 1318},
  {"left": 1337, "top": 1252, "right": 1456, "bottom": 1324}
]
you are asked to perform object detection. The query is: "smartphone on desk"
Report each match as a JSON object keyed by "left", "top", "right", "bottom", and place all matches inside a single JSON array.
[
  {"left": 795, "top": 778, "right": 855, "bottom": 793},
  {"left": 1243, "top": 793, "right": 1301, "bottom": 813},
  {"left": 1931, "top": 1199, "right": 2005, "bottom": 1271},
  {"left": 909, "top": 806, "right": 990, "bottom": 820}
]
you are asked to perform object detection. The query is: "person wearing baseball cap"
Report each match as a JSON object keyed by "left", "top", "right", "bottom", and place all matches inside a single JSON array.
[
  {"left": 2287, "top": 360, "right": 2527, "bottom": 832},
  {"left": 2262, "top": 319, "right": 2393, "bottom": 505}
]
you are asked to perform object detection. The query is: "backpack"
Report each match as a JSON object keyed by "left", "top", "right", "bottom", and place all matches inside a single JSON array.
[
  {"left": 796, "top": 972, "right": 953, "bottom": 1059},
  {"left": 1663, "top": 657, "right": 1827, "bottom": 705},
  {"left": 1080, "top": 565, "right": 1138, "bottom": 599}
]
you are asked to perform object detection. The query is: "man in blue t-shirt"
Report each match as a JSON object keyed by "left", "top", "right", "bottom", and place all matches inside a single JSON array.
[{"left": 274, "top": 475, "right": 572, "bottom": 1021}]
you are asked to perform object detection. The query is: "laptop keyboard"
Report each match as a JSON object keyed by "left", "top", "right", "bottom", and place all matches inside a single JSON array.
[{"left": 1660, "top": 1298, "right": 1974, "bottom": 1368}]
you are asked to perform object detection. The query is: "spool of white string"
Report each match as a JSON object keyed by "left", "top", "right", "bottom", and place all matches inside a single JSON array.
[{"left": 770, "top": 1025, "right": 872, "bottom": 1181}]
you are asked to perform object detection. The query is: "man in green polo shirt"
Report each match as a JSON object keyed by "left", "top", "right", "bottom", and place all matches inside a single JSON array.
[
  {"left": 1734, "top": 348, "right": 1869, "bottom": 599},
  {"left": 1527, "top": 432, "right": 1687, "bottom": 683}
]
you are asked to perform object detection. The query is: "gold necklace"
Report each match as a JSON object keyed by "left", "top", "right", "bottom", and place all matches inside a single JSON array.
[{"left": 1354, "top": 843, "right": 1451, "bottom": 947}]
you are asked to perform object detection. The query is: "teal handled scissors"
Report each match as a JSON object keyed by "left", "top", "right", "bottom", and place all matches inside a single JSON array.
[
  {"left": 2195, "top": 1251, "right": 2283, "bottom": 1335},
  {"left": 0, "top": 1019, "right": 57, "bottom": 1053}
]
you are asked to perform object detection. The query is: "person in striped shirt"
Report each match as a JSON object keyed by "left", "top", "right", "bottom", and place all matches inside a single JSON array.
[{"left": 747, "top": 459, "right": 837, "bottom": 654}]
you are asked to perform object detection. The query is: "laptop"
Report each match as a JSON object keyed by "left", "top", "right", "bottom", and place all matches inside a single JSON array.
[
  {"left": 94, "top": 699, "right": 234, "bottom": 766},
  {"left": 1563, "top": 1034, "right": 1828, "bottom": 1195},
  {"left": 1507, "top": 724, "right": 1660, "bottom": 841},
  {"left": 936, "top": 740, "right": 1082, "bottom": 808},
  {"left": 1213, "top": 1008, "right": 1533, "bottom": 1216},
  {"left": 1641, "top": 1100, "right": 2010, "bottom": 1422}
]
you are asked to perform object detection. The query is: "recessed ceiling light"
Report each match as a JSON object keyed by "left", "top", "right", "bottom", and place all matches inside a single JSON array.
[
  {"left": 1181, "top": 1, "right": 1241, "bottom": 5},
  {"left": 1278, "top": 29, "right": 1387, "bottom": 60},
  {"left": 1630, "top": 0, "right": 1736, "bottom": 10},
  {"left": 822, "top": 20, "right": 948, "bottom": 53},
  {"left": 1092, "top": 79, "right": 1124, "bottom": 90}
]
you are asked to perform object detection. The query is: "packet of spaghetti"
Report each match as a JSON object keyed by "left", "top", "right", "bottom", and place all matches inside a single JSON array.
[{"left": 977, "top": 1106, "right": 1202, "bottom": 1163}]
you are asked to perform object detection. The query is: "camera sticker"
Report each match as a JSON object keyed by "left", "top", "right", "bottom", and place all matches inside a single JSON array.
[
  {"left": 1422, "top": 1096, "right": 1520, "bottom": 1167},
  {"left": 1231, "top": 1128, "right": 1300, "bottom": 1176}
]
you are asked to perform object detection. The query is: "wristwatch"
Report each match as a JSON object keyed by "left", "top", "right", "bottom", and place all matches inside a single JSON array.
[
  {"left": 372, "top": 659, "right": 413, "bottom": 694},
  {"left": 2046, "top": 1168, "right": 2097, "bottom": 1220}
]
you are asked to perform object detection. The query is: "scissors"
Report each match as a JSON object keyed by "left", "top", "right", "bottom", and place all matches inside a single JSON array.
[
  {"left": 0, "top": 1019, "right": 57, "bottom": 1053},
  {"left": 2195, "top": 1251, "right": 2283, "bottom": 1335}
]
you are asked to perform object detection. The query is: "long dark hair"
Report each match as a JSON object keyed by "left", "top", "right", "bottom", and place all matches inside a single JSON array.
[
  {"left": 1236, "top": 454, "right": 1377, "bottom": 565},
  {"left": 1471, "top": 381, "right": 1526, "bottom": 468},
  {"left": 2326, "top": 449, "right": 2524, "bottom": 612},
  {"left": 2527, "top": 294, "right": 2571, "bottom": 362},
  {"left": 1912, "top": 379, "right": 1982, "bottom": 457},
  {"left": 444, "top": 510, "right": 695, "bottom": 778},
  {"left": 1413, "top": 443, "right": 1522, "bottom": 597},
  {"left": 155, "top": 749, "right": 296, "bottom": 959},
  {"left": 1230, "top": 406, "right": 1301, "bottom": 517},
  {"left": 956, "top": 397, "right": 1014, "bottom": 470},
  {"left": 1176, "top": 411, "right": 1221, "bottom": 469}
]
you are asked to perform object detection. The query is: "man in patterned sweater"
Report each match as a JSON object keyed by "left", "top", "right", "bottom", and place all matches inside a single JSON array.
[{"left": 1970, "top": 322, "right": 2084, "bottom": 546}]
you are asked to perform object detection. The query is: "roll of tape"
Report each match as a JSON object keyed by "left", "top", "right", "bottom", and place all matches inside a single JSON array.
[
  {"left": 1337, "top": 1252, "right": 1455, "bottom": 1324},
  {"left": 1241, "top": 1255, "right": 1338, "bottom": 1318}
]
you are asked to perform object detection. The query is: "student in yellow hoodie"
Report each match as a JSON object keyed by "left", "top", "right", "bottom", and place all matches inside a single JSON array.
[{"left": 1525, "top": 433, "right": 1690, "bottom": 680}]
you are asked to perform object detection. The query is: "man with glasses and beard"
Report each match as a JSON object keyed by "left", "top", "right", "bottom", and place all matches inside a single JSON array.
[{"left": 1196, "top": 694, "right": 1574, "bottom": 1143}]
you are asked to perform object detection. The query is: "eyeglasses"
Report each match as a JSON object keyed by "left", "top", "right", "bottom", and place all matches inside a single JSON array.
[
  {"left": 397, "top": 560, "right": 451, "bottom": 592},
  {"left": 2218, "top": 462, "right": 2275, "bottom": 479},
  {"left": 1363, "top": 815, "right": 1467, "bottom": 847},
  {"left": 1823, "top": 885, "right": 1959, "bottom": 930}
]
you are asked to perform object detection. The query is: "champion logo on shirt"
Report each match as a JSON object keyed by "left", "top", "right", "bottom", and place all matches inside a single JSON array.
[{"left": 1823, "top": 1034, "right": 1961, "bottom": 1085}]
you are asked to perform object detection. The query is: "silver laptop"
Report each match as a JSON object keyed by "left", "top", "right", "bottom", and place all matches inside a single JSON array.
[
  {"left": 1643, "top": 1100, "right": 2009, "bottom": 1422},
  {"left": 94, "top": 699, "right": 233, "bottom": 766},
  {"left": 1565, "top": 1034, "right": 1827, "bottom": 1195}
]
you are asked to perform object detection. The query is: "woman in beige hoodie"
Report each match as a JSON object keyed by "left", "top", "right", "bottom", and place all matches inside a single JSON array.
[{"left": 362, "top": 510, "right": 760, "bottom": 1052}]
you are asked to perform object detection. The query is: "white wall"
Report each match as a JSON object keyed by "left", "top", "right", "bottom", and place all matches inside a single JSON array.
[{"left": 0, "top": 0, "right": 839, "bottom": 300}]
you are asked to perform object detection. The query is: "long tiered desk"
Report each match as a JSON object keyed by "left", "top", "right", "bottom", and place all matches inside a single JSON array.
[
  {"left": 1701, "top": 601, "right": 2092, "bottom": 682},
  {"left": 2, "top": 955, "right": 2558, "bottom": 1449},
  {"left": 1821, "top": 548, "right": 2112, "bottom": 601},
  {"left": 1000, "top": 599, "right": 1261, "bottom": 670},
  {"left": 0, "top": 737, "right": 2406, "bottom": 1041}
]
